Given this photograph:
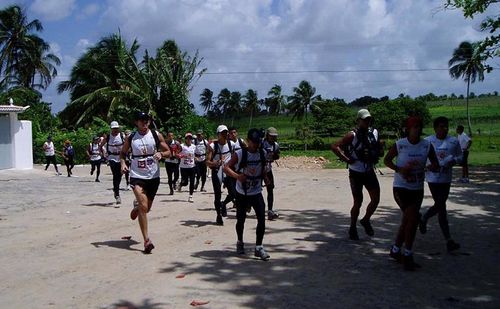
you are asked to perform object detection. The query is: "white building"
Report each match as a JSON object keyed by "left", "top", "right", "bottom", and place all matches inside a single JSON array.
[{"left": 0, "top": 100, "right": 33, "bottom": 170}]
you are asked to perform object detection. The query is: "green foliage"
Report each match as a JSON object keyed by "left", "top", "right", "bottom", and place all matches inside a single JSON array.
[{"left": 311, "top": 98, "right": 352, "bottom": 136}]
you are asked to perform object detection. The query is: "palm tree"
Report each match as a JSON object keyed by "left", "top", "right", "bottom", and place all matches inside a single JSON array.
[
  {"left": 216, "top": 88, "right": 231, "bottom": 123},
  {"left": 200, "top": 88, "right": 214, "bottom": 114},
  {"left": 287, "top": 80, "right": 319, "bottom": 122},
  {"left": 0, "top": 5, "right": 60, "bottom": 89},
  {"left": 449, "top": 41, "right": 485, "bottom": 135},
  {"left": 243, "top": 89, "right": 259, "bottom": 128},
  {"left": 267, "top": 84, "right": 285, "bottom": 115},
  {"left": 227, "top": 91, "right": 242, "bottom": 126}
]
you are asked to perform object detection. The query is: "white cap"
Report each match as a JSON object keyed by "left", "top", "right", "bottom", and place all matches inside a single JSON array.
[
  {"left": 110, "top": 121, "right": 120, "bottom": 129},
  {"left": 357, "top": 109, "right": 372, "bottom": 120},
  {"left": 216, "top": 125, "right": 228, "bottom": 133}
]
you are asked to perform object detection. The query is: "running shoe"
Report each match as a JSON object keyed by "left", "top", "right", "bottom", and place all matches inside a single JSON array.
[
  {"left": 144, "top": 239, "right": 155, "bottom": 254},
  {"left": 254, "top": 246, "right": 270, "bottom": 261},
  {"left": 178, "top": 186, "right": 182, "bottom": 192},
  {"left": 188, "top": 195, "right": 194, "bottom": 203},
  {"left": 349, "top": 226, "right": 359, "bottom": 240},
  {"left": 95, "top": 179, "right": 100, "bottom": 182},
  {"left": 447, "top": 239, "right": 460, "bottom": 252},
  {"left": 236, "top": 241, "right": 245, "bottom": 255},
  {"left": 268, "top": 210, "right": 279, "bottom": 221},
  {"left": 90, "top": 169, "right": 94, "bottom": 175},
  {"left": 115, "top": 196, "right": 122, "bottom": 205},
  {"left": 200, "top": 186, "right": 205, "bottom": 192},
  {"left": 130, "top": 200, "right": 139, "bottom": 220},
  {"left": 169, "top": 188, "right": 174, "bottom": 195},
  {"left": 359, "top": 218, "right": 374, "bottom": 236},
  {"left": 56, "top": 172, "right": 62, "bottom": 176},
  {"left": 389, "top": 247, "right": 402, "bottom": 263},
  {"left": 216, "top": 214, "right": 224, "bottom": 226}
]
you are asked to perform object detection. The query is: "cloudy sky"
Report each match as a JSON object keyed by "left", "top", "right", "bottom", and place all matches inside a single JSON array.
[{"left": 2, "top": 0, "right": 499, "bottom": 113}]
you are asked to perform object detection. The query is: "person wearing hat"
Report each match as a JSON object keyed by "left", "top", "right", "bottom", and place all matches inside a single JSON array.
[
  {"left": 61, "top": 140, "right": 75, "bottom": 177},
  {"left": 207, "top": 124, "right": 235, "bottom": 225},
  {"left": 177, "top": 132, "right": 197, "bottom": 202},
  {"left": 43, "top": 135, "right": 62, "bottom": 175},
  {"left": 100, "top": 121, "right": 125, "bottom": 205},
  {"left": 194, "top": 130, "right": 209, "bottom": 192},
  {"left": 87, "top": 135, "right": 103, "bottom": 182},
  {"left": 384, "top": 116, "right": 439, "bottom": 271},
  {"left": 331, "top": 109, "right": 384, "bottom": 240},
  {"left": 224, "top": 128, "right": 271, "bottom": 261},
  {"left": 120, "top": 111, "right": 170, "bottom": 254},
  {"left": 262, "top": 127, "right": 280, "bottom": 220}
]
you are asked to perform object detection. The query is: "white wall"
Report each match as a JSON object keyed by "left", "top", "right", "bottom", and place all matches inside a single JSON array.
[
  {"left": 0, "top": 114, "right": 12, "bottom": 169},
  {"left": 11, "top": 119, "right": 33, "bottom": 169}
]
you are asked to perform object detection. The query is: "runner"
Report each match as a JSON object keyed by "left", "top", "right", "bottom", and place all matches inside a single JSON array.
[
  {"left": 384, "top": 116, "right": 439, "bottom": 271},
  {"left": 194, "top": 130, "right": 209, "bottom": 192},
  {"left": 43, "top": 136, "right": 61, "bottom": 175},
  {"left": 331, "top": 109, "right": 384, "bottom": 240},
  {"left": 101, "top": 121, "right": 125, "bottom": 205},
  {"left": 206, "top": 125, "right": 234, "bottom": 225},
  {"left": 420, "top": 117, "right": 462, "bottom": 252},
  {"left": 456, "top": 125, "right": 472, "bottom": 183},
  {"left": 220, "top": 126, "right": 243, "bottom": 209},
  {"left": 178, "top": 132, "right": 196, "bottom": 202},
  {"left": 121, "top": 111, "right": 170, "bottom": 254},
  {"left": 61, "top": 140, "right": 75, "bottom": 177},
  {"left": 87, "top": 136, "right": 103, "bottom": 182},
  {"left": 224, "top": 128, "right": 271, "bottom": 261},
  {"left": 164, "top": 132, "right": 180, "bottom": 195},
  {"left": 262, "top": 127, "right": 280, "bottom": 220}
]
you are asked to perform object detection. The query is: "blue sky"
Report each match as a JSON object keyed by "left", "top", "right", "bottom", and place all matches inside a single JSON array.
[{"left": 1, "top": 0, "right": 499, "bottom": 114}]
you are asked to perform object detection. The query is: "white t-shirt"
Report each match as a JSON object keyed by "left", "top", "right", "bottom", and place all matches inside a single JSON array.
[
  {"left": 44, "top": 141, "right": 55, "bottom": 156},
  {"left": 425, "top": 135, "right": 462, "bottom": 183},
  {"left": 348, "top": 128, "right": 379, "bottom": 173},
  {"left": 393, "top": 138, "right": 431, "bottom": 190},
  {"left": 107, "top": 133, "right": 124, "bottom": 162},
  {"left": 210, "top": 141, "right": 233, "bottom": 165},
  {"left": 194, "top": 139, "right": 208, "bottom": 162},
  {"left": 89, "top": 143, "right": 101, "bottom": 161},
  {"left": 179, "top": 144, "right": 196, "bottom": 169},
  {"left": 130, "top": 130, "right": 160, "bottom": 179},
  {"left": 234, "top": 149, "right": 269, "bottom": 196},
  {"left": 262, "top": 140, "right": 280, "bottom": 170},
  {"left": 457, "top": 132, "right": 471, "bottom": 151}
]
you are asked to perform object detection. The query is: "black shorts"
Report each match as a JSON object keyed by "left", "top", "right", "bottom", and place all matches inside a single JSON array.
[
  {"left": 349, "top": 169, "right": 380, "bottom": 197},
  {"left": 461, "top": 150, "right": 469, "bottom": 166},
  {"left": 130, "top": 177, "right": 160, "bottom": 200},
  {"left": 393, "top": 187, "right": 424, "bottom": 211}
]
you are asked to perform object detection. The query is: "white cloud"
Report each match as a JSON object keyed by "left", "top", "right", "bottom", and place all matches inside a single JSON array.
[
  {"left": 76, "top": 3, "right": 100, "bottom": 20},
  {"left": 30, "top": 0, "right": 76, "bottom": 21},
  {"left": 76, "top": 39, "right": 91, "bottom": 49}
]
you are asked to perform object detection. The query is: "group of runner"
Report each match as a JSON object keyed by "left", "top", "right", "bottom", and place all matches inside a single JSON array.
[
  {"left": 42, "top": 108, "right": 472, "bottom": 267},
  {"left": 332, "top": 109, "right": 472, "bottom": 271}
]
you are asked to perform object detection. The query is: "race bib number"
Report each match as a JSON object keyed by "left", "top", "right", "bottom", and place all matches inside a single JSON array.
[{"left": 137, "top": 159, "right": 146, "bottom": 169}]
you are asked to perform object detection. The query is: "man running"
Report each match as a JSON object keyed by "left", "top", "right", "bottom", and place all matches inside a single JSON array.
[
  {"left": 61, "top": 140, "right": 75, "bottom": 177},
  {"left": 206, "top": 125, "right": 234, "bottom": 225},
  {"left": 178, "top": 132, "right": 196, "bottom": 202},
  {"left": 101, "top": 121, "right": 125, "bottom": 205},
  {"left": 87, "top": 136, "right": 103, "bottom": 182},
  {"left": 456, "top": 125, "right": 472, "bottom": 183},
  {"left": 331, "top": 109, "right": 384, "bottom": 240},
  {"left": 165, "top": 132, "right": 181, "bottom": 195},
  {"left": 224, "top": 128, "right": 271, "bottom": 261},
  {"left": 194, "top": 130, "right": 209, "bottom": 192},
  {"left": 121, "top": 112, "right": 170, "bottom": 254},
  {"left": 420, "top": 117, "right": 462, "bottom": 252},
  {"left": 262, "top": 127, "right": 280, "bottom": 220},
  {"left": 220, "top": 127, "right": 243, "bottom": 209},
  {"left": 43, "top": 136, "right": 61, "bottom": 175}
]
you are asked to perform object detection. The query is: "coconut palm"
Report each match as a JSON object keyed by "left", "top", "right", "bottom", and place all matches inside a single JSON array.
[
  {"left": 227, "top": 91, "right": 241, "bottom": 126},
  {"left": 449, "top": 41, "right": 485, "bottom": 135},
  {"left": 287, "top": 80, "right": 319, "bottom": 122},
  {"left": 216, "top": 88, "right": 231, "bottom": 123},
  {"left": 0, "top": 5, "right": 60, "bottom": 89},
  {"left": 243, "top": 89, "right": 259, "bottom": 128},
  {"left": 200, "top": 88, "right": 214, "bottom": 114},
  {"left": 267, "top": 84, "right": 285, "bottom": 115}
]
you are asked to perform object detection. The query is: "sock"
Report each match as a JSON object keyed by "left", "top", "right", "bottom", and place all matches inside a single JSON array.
[
  {"left": 404, "top": 249, "right": 412, "bottom": 256},
  {"left": 255, "top": 245, "right": 263, "bottom": 250},
  {"left": 391, "top": 245, "right": 400, "bottom": 253}
]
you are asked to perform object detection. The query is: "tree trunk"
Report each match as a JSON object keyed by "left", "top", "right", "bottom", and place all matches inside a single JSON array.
[
  {"left": 249, "top": 110, "right": 253, "bottom": 129},
  {"left": 466, "top": 78, "right": 472, "bottom": 136}
]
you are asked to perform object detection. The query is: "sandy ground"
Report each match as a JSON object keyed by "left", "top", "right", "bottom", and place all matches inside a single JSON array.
[{"left": 0, "top": 161, "right": 499, "bottom": 309}]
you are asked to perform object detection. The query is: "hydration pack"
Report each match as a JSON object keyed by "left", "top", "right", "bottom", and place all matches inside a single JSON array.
[{"left": 345, "top": 128, "right": 382, "bottom": 165}]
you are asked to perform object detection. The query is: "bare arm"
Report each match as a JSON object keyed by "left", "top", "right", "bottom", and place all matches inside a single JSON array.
[
  {"left": 206, "top": 145, "right": 220, "bottom": 169},
  {"left": 155, "top": 132, "right": 171, "bottom": 160},
  {"left": 223, "top": 152, "right": 246, "bottom": 182},
  {"left": 331, "top": 132, "right": 355, "bottom": 164},
  {"left": 120, "top": 138, "right": 131, "bottom": 174}
]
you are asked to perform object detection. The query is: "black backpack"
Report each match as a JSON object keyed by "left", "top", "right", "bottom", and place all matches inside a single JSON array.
[
  {"left": 345, "top": 128, "right": 382, "bottom": 164},
  {"left": 237, "top": 148, "right": 267, "bottom": 194},
  {"left": 213, "top": 140, "right": 234, "bottom": 159},
  {"left": 129, "top": 130, "right": 161, "bottom": 158}
]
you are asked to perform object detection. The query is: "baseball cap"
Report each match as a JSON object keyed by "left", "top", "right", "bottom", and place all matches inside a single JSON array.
[
  {"left": 135, "top": 111, "right": 150, "bottom": 121},
  {"left": 110, "top": 121, "right": 119, "bottom": 129},
  {"left": 196, "top": 129, "right": 203, "bottom": 134},
  {"left": 267, "top": 127, "right": 278, "bottom": 136},
  {"left": 357, "top": 109, "right": 372, "bottom": 120},
  {"left": 217, "top": 125, "right": 228, "bottom": 133},
  {"left": 185, "top": 132, "right": 193, "bottom": 138},
  {"left": 247, "top": 128, "right": 262, "bottom": 144}
]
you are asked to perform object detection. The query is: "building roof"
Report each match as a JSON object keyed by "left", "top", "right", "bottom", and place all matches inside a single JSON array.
[{"left": 0, "top": 105, "right": 30, "bottom": 113}]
